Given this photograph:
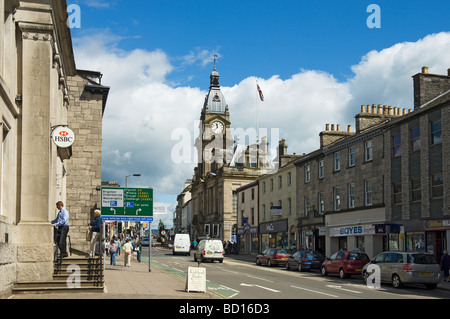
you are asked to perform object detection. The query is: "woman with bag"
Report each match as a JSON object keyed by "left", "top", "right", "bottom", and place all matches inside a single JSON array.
[{"left": 109, "top": 238, "right": 118, "bottom": 265}]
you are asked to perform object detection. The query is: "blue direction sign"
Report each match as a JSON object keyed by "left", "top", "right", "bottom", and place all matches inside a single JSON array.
[{"left": 101, "top": 187, "right": 153, "bottom": 222}]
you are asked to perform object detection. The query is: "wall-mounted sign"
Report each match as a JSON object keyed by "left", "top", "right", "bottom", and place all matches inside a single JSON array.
[{"left": 52, "top": 126, "right": 75, "bottom": 148}]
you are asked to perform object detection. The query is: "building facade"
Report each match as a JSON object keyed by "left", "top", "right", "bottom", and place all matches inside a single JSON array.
[
  {"left": 188, "top": 67, "right": 269, "bottom": 242},
  {"left": 236, "top": 181, "right": 259, "bottom": 255},
  {"left": 0, "top": 1, "right": 108, "bottom": 297}
]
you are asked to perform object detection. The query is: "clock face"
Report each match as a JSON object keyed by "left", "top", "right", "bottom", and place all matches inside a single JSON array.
[{"left": 211, "top": 121, "right": 224, "bottom": 134}]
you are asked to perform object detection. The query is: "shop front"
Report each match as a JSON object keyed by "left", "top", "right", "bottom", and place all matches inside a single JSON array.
[
  {"left": 237, "top": 224, "right": 259, "bottom": 255},
  {"left": 327, "top": 223, "right": 385, "bottom": 259},
  {"left": 422, "top": 218, "right": 450, "bottom": 261},
  {"left": 260, "top": 219, "right": 288, "bottom": 251}
]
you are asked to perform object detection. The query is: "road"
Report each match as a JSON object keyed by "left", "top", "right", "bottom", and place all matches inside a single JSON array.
[{"left": 140, "top": 247, "right": 450, "bottom": 300}]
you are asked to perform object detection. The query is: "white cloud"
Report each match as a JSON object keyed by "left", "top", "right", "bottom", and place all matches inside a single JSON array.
[{"left": 73, "top": 31, "right": 450, "bottom": 227}]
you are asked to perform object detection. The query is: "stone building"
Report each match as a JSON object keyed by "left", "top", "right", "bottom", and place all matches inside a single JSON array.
[
  {"left": 66, "top": 70, "right": 109, "bottom": 253},
  {"left": 188, "top": 66, "right": 269, "bottom": 242},
  {"left": 236, "top": 180, "right": 259, "bottom": 255},
  {"left": 383, "top": 67, "right": 450, "bottom": 261},
  {"left": 258, "top": 141, "right": 301, "bottom": 251},
  {"left": 295, "top": 67, "right": 450, "bottom": 260},
  {"left": 0, "top": 1, "right": 107, "bottom": 297}
]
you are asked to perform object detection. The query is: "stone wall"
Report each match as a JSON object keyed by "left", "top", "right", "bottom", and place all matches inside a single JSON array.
[{"left": 66, "top": 73, "right": 107, "bottom": 253}]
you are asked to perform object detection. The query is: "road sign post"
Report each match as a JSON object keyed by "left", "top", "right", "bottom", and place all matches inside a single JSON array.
[{"left": 101, "top": 187, "right": 153, "bottom": 271}]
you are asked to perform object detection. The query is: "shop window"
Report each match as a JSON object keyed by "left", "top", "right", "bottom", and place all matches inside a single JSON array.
[
  {"left": 334, "top": 187, "right": 340, "bottom": 211},
  {"left": 406, "top": 232, "right": 425, "bottom": 252},
  {"left": 305, "top": 165, "right": 310, "bottom": 183}
]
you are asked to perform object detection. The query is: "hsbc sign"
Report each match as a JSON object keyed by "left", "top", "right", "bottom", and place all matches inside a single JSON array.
[{"left": 51, "top": 126, "right": 75, "bottom": 148}]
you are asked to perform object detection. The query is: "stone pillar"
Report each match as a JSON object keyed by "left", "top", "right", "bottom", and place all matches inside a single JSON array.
[{"left": 16, "top": 22, "right": 54, "bottom": 282}]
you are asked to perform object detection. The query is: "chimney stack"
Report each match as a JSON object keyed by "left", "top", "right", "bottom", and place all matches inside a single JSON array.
[{"left": 413, "top": 66, "right": 450, "bottom": 109}]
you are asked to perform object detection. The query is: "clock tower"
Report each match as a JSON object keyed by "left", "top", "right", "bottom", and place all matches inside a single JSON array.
[{"left": 195, "top": 65, "right": 234, "bottom": 178}]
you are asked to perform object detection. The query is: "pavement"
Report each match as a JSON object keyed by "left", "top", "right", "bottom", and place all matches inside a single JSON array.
[{"left": 7, "top": 245, "right": 450, "bottom": 300}]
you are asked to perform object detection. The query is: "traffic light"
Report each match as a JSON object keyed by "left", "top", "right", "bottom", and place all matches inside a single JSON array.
[{"left": 118, "top": 222, "right": 122, "bottom": 233}]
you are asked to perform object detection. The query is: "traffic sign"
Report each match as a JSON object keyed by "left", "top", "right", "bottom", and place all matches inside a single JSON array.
[{"left": 101, "top": 187, "right": 153, "bottom": 222}]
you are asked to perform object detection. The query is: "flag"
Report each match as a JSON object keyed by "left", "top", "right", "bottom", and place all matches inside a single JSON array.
[{"left": 257, "top": 84, "right": 264, "bottom": 101}]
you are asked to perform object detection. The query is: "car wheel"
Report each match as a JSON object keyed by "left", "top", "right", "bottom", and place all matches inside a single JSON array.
[
  {"left": 298, "top": 263, "right": 303, "bottom": 272},
  {"left": 392, "top": 274, "right": 402, "bottom": 288},
  {"left": 321, "top": 266, "right": 328, "bottom": 276},
  {"left": 267, "top": 259, "right": 272, "bottom": 267},
  {"left": 194, "top": 254, "right": 197, "bottom": 262},
  {"left": 339, "top": 268, "right": 348, "bottom": 279},
  {"left": 425, "top": 283, "right": 437, "bottom": 290},
  {"left": 286, "top": 262, "right": 290, "bottom": 270},
  {"left": 362, "top": 271, "right": 369, "bottom": 284},
  {"left": 219, "top": 259, "right": 223, "bottom": 263},
  {"left": 256, "top": 258, "right": 261, "bottom": 266}
]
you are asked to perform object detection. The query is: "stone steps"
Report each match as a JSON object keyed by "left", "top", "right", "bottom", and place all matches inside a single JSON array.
[{"left": 12, "top": 256, "right": 104, "bottom": 295}]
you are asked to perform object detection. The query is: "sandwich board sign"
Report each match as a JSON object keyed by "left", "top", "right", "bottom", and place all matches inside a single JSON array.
[
  {"left": 185, "top": 267, "right": 206, "bottom": 293},
  {"left": 101, "top": 187, "right": 153, "bottom": 222}
]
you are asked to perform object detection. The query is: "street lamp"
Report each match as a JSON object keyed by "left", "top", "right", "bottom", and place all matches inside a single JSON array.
[{"left": 125, "top": 173, "right": 141, "bottom": 187}]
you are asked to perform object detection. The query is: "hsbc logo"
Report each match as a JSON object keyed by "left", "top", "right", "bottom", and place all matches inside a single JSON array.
[{"left": 51, "top": 126, "right": 75, "bottom": 148}]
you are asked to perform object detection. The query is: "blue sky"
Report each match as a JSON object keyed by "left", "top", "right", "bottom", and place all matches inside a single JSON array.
[
  {"left": 68, "top": 0, "right": 450, "bottom": 228},
  {"left": 70, "top": 0, "right": 450, "bottom": 89}
]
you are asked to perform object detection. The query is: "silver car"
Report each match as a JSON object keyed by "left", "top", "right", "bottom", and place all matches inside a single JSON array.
[{"left": 362, "top": 251, "right": 441, "bottom": 289}]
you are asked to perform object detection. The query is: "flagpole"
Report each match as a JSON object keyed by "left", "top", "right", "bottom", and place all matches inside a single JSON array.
[{"left": 255, "top": 79, "right": 259, "bottom": 144}]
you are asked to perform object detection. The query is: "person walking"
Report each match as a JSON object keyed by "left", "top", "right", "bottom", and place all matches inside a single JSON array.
[
  {"left": 109, "top": 238, "right": 118, "bottom": 265},
  {"left": 441, "top": 250, "right": 450, "bottom": 282},
  {"left": 123, "top": 239, "right": 133, "bottom": 267},
  {"left": 89, "top": 210, "right": 102, "bottom": 257},
  {"left": 51, "top": 201, "right": 70, "bottom": 258}
]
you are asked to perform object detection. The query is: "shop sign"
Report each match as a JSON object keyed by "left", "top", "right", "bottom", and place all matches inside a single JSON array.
[
  {"left": 423, "top": 219, "right": 450, "bottom": 230},
  {"left": 51, "top": 126, "right": 75, "bottom": 148},
  {"left": 260, "top": 219, "right": 288, "bottom": 234},
  {"left": 329, "top": 224, "right": 376, "bottom": 237}
]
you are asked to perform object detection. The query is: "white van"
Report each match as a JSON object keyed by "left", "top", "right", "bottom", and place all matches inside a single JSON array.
[
  {"left": 173, "top": 234, "right": 191, "bottom": 255},
  {"left": 193, "top": 239, "right": 224, "bottom": 263}
]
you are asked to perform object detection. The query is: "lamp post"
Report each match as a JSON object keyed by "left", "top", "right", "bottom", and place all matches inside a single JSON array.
[{"left": 125, "top": 173, "right": 141, "bottom": 187}]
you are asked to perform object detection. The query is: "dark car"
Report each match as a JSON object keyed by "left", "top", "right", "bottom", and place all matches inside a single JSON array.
[
  {"left": 321, "top": 250, "right": 370, "bottom": 278},
  {"left": 256, "top": 248, "right": 292, "bottom": 267},
  {"left": 286, "top": 250, "right": 324, "bottom": 272}
]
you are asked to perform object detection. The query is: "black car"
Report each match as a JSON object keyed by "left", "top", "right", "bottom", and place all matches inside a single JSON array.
[{"left": 286, "top": 250, "right": 324, "bottom": 272}]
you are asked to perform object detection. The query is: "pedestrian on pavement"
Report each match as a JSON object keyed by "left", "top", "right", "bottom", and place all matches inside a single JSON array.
[
  {"left": 115, "top": 237, "right": 121, "bottom": 256},
  {"left": 109, "top": 238, "right": 118, "bottom": 265},
  {"left": 192, "top": 239, "right": 198, "bottom": 250},
  {"left": 51, "top": 201, "right": 70, "bottom": 258},
  {"left": 89, "top": 209, "right": 102, "bottom": 257},
  {"left": 441, "top": 250, "right": 450, "bottom": 282},
  {"left": 123, "top": 239, "right": 133, "bottom": 267}
]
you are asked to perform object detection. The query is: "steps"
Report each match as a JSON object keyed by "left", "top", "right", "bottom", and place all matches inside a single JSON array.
[{"left": 12, "top": 256, "right": 104, "bottom": 295}]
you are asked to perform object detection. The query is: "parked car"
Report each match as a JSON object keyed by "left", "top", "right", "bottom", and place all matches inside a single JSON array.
[
  {"left": 362, "top": 251, "right": 441, "bottom": 289},
  {"left": 256, "top": 248, "right": 292, "bottom": 267},
  {"left": 286, "top": 250, "right": 324, "bottom": 272},
  {"left": 193, "top": 239, "right": 224, "bottom": 263},
  {"left": 321, "top": 250, "right": 370, "bottom": 278}
]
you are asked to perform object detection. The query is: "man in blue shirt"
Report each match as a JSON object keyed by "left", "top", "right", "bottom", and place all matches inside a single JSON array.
[{"left": 51, "top": 201, "right": 70, "bottom": 258}]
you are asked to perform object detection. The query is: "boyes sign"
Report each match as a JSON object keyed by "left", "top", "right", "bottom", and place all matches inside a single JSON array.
[{"left": 101, "top": 187, "right": 153, "bottom": 222}]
